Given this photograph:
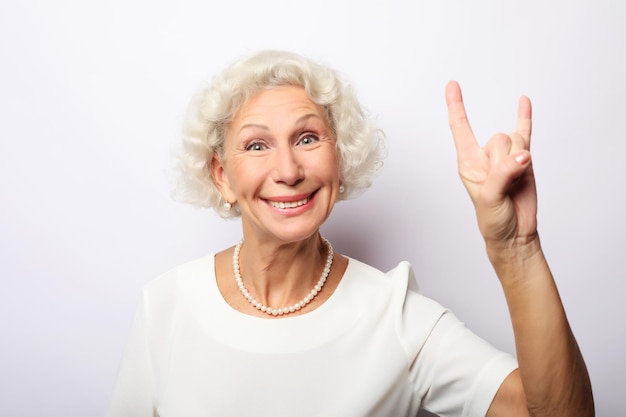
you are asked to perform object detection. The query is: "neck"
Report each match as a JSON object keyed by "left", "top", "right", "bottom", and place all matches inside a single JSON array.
[{"left": 236, "top": 233, "right": 328, "bottom": 310}]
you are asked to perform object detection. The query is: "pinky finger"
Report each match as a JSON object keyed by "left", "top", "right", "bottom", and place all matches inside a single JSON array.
[{"left": 516, "top": 96, "right": 532, "bottom": 147}]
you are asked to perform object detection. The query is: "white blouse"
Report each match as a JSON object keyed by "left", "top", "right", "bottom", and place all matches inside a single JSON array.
[{"left": 106, "top": 255, "right": 517, "bottom": 417}]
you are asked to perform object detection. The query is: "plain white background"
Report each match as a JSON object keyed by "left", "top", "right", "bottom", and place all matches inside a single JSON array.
[{"left": 1, "top": 0, "right": 624, "bottom": 416}]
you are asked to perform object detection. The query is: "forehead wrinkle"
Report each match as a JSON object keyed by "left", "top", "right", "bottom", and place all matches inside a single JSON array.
[
  {"left": 235, "top": 113, "right": 326, "bottom": 136},
  {"left": 228, "top": 86, "right": 329, "bottom": 139}
]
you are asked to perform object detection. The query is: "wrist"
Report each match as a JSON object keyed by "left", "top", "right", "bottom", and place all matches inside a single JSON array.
[{"left": 485, "top": 233, "right": 544, "bottom": 281}]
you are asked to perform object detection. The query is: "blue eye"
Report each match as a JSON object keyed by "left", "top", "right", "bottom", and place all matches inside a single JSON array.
[
  {"left": 246, "top": 142, "right": 268, "bottom": 151},
  {"left": 298, "top": 134, "right": 319, "bottom": 146}
]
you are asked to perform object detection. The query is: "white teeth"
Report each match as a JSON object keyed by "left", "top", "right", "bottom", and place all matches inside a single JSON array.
[{"left": 269, "top": 197, "right": 309, "bottom": 209}]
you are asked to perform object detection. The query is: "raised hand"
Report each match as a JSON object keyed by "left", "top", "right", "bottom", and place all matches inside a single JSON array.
[{"left": 445, "top": 81, "right": 538, "bottom": 248}]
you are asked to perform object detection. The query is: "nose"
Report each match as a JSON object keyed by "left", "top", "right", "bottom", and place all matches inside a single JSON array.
[{"left": 272, "top": 145, "right": 304, "bottom": 186}]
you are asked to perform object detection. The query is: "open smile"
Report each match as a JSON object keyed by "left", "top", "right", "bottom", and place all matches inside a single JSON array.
[{"left": 264, "top": 192, "right": 316, "bottom": 209}]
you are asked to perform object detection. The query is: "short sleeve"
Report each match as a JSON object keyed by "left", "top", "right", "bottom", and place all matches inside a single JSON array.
[
  {"left": 389, "top": 262, "right": 518, "bottom": 417},
  {"left": 413, "top": 312, "right": 517, "bottom": 417}
]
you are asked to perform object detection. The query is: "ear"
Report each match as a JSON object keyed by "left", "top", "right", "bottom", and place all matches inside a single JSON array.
[{"left": 210, "top": 153, "right": 235, "bottom": 202}]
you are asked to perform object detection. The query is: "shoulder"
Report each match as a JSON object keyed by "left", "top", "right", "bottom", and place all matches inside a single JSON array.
[
  {"left": 345, "top": 257, "right": 446, "bottom": 317},
  {"left": 140, "top": 254, "right": 215, "bottom": 312},
  {"left": 146, "top": 254, "right": 214, "bottom": 290},
  {"left": 343, "top": 258, "right": 451, "bottom": 343},
  {"left": 342, "top": 258, "right": 482, "bottom": 371}
]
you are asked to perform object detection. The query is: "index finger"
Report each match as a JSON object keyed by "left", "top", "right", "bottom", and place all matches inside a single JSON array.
[{"left": 446, "top": 80, "right": 478, "bottom": 154}]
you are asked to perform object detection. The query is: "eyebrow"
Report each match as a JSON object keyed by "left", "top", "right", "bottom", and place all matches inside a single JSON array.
[{"left": 236, "top": 113, "right": 325, "bottom": 135}]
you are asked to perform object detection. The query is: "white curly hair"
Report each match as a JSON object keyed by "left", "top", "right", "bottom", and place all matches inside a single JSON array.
[{"left": 172, "top": 50, "right": 385, "bottom": 218}]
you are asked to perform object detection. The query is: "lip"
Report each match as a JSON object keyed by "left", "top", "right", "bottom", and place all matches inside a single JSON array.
[
  {"left": 265, "top": 192, "right": 312, "bottom": 203},
  {"left": 263, "top": 191, "right": 317, "bottom": 215}
]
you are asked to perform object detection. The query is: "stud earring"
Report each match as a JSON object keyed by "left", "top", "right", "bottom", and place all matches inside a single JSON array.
[
  {"left": 339, "top": 184, "right": 345, "bottom": 193},
  {"left": 224, "top": 201, "right": 232, "bottom": 210}
]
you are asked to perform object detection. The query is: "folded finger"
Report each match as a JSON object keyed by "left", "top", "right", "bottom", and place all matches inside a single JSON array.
[{"left": 483, "top": 133, "right": 512, "bottom": 169}]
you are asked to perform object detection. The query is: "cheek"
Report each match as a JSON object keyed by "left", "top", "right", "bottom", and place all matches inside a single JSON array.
[
  {"left": 319, "top": 149, "right": 340, "bottom": 179},
  {"left": 225, "top": 158, "right": 267, "bottom": 191}
]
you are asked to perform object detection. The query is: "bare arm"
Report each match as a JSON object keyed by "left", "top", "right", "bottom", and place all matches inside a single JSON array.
[{"left": 445, "top": 81, "right": 594, "bottom": 417}]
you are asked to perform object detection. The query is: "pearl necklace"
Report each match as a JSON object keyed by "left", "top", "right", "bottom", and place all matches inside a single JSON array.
[{"left": 233, "top": 238, "right": 334, "bottom": 316}]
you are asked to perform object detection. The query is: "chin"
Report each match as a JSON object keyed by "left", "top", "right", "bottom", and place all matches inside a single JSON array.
[{"left": 260, "top": 222, "right": 325, "bottom": 245}]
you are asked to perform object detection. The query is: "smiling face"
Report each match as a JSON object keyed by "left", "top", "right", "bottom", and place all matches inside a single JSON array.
[{"left": 211, "top": 85, "right": 341, "bottom": 244}]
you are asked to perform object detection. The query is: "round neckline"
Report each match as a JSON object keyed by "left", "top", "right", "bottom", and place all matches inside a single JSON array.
[
  {"left": 200, "top": 255, "right": 362, "bottom": 353},
  {"left": 213, "top": 254, "right": 352, "bottom": 322}
]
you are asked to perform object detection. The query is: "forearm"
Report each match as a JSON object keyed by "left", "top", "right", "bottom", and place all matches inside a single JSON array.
[{"left": 487, "top": 234, "right": 594, "bottom": 417}]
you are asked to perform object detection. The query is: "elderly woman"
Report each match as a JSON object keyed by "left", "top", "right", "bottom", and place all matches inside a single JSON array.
[{"left": 106, "top": 50, "right": 594, "bottom": 416}]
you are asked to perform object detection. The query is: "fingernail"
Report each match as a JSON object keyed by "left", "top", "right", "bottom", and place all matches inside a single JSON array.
[{"left": 515, "top": 152, "right": 530, "bottom": 164}]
